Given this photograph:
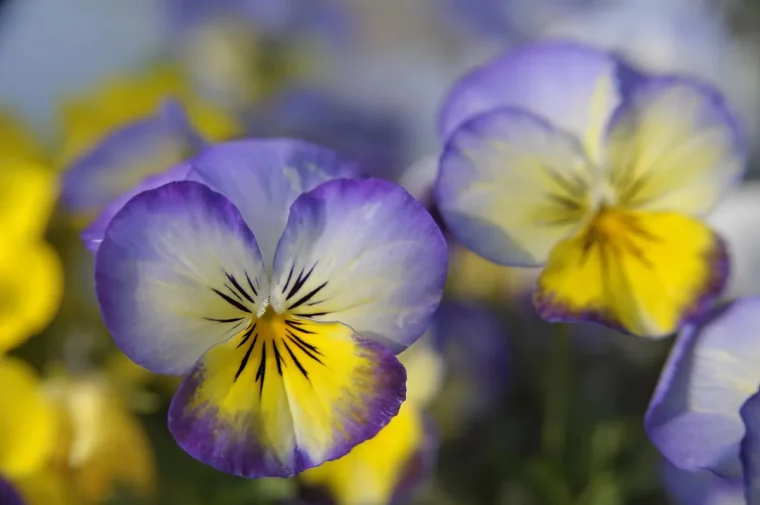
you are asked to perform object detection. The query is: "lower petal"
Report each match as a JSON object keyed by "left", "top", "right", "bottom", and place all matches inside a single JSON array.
[
  {"left": 742, "top": 391, "right": 760, "bottom": 504},
  {"left": 168, "top": 317, "right": 406, "bottom": 478},
  {"left": 535, "top": 209, "right": 727, "bottom": 337}
]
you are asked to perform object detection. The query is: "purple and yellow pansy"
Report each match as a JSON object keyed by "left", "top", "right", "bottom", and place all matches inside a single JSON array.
[
  {"left": 88, "top": 138, "right": 448, "bottom": 478},
  {"left": 436, "top": 40, "right": 746, "bottom": 338}
]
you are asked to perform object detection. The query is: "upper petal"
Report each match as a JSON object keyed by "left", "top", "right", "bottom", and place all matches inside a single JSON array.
[
  {"left": 605, "top": 76, "right": 746, "bottom": 215},
  {"left": 438, "top": 40, "right": 634, "bottom": 164},
  {"left": 95, "top": 181, "right": 268, "bottom": 375},
  {"left": 270, "top": 178, "right": 447, "bottom": 352},
  {"left": 536, "top": 209, "right": 728, "bottom": 337},
  {"left": 190, "top": 139, "right": 360, "bottom": 271},
  {"left": 61, "top": 100, "right": 203, "bottom": 218},
  {"left": 436, "top": 107, "right": 593, "bottom": 266},
  {"left": 742, "top": 391, "right": 760, "bottom": 505},
  {"left": 646, "top": 299, "right": 760, "bottom": 477}
]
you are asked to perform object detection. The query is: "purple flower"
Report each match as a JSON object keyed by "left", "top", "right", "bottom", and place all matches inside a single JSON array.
[{"left": 91, "top": 138, "right": 448, "bottom": 478}]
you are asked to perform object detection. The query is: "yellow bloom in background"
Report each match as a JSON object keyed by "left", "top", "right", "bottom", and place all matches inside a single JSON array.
[
  {"left": 0, "top": 359, "right": 155, "bottom": 505},
  {"left": 0, "top": 113, "right": 62, "bottom": 353},
  {"left": 299, "top": 338, "right": 443, "bottom": 505},
  {"left": 56, "top": 64, "right": 240, "bottom": 169}
]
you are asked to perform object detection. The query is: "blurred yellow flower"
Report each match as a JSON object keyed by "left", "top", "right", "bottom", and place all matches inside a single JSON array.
[
  {"left": 0, "top": 358, "right": 155, "bottom": 505},
  {"left": 0, "top": 114, "right": 62, "bottom": 354},
  {"left": 56, "top": 64, "right": 241, "bottom": 169},
  {"left": 299, "top": 339, "right": 442, "bottom": 505}
]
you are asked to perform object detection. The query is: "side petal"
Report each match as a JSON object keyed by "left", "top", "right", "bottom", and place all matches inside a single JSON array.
[
  {"left": 80, "top": 162, "right": 193, "bottom": 254},
  {"left": 0, "top": 160, "right": 57, "bottom": 245},
  {"left": 660, "top": 460, "right": 745, "bottom": 505},
  {"left": 0, "top": 358, "right": 58, "bottom": 479},
  {"left": 270, "top": 178, "right": 447, "bottom": 352},
  {"left": 190, "top": 139, "right": 360, "bottom": 271},
  {"left": 535, "top": 210, "right": 728, "bottom": 337},
  {"left": 436, "top": 107, "right": 593, "bottom": 266},
  {"left": 298, "top": 402, "right": 431, "bottom": 505},
  {"left": 168, "top": 318, "right": 406, "bottom": 478},
  {"left": 61, "top": 100, "right": 202, "bottom": 218},
  {"left": 742, "top": 391, "right": 760, "bottom": 505},
  {"left": 95, "top": 181, "right": 268, "bottom": 375},
  {"left": 438, "top": 40, "right": 634, "bottom": 164},
  {"left": 606, "top": 77, "right": 746, "bottom": 215},
  {"left": 645, "top": 299, "right": 760, "bottom": 477}
]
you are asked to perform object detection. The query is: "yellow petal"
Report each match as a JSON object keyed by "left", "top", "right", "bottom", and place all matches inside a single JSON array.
[
  {"left": 0, "top": 242, "right": 63, "bottom": 354},
  {"left": 399, "top": 337, "right": 446, "bottom": 408},
  {"left": 44, "top": 377, "right": 156, "bottom": 503},
  {"left": 0, "top": 160, "right": 57, "bottom": 245},
  {"left": 0, "top": 111, "right": 46, "bottom": 164},
  {"left": 0, "top": 358, "right": 58, "bottom": 478},
  {"left": 13, "top": 470, "right": 74, "bottom": 505},
  {"left": 299, "top": 402, "right": 425, "bottom": 505},
  {"left": 535, "top": 209, "right": 727, "bottom": 337}
]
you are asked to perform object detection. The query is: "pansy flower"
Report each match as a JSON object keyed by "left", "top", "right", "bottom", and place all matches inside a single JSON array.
[
  {"left": 91, "top": 139, "right": 447, "bottom": 477},
  {"left": 59, "top": 66, "right": 240, "bottom": 221},
  {"left": 646, "top": 298, "right": 760, "bottom": 478},
  {"left": 660, "top": 460, "right": 744, "bottom": 505},
  {"left": 436, "top": 41, "right": 746, "bottom": 337}
]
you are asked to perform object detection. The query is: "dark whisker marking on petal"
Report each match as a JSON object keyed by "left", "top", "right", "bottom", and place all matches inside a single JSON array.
[
  {"left": 288, "top": 281, "right": 328, "bottom": 310},
  {"left": 211, "top": 288, "right": 250, "bottom": 313},
  {"left": 226, "top": 272, "right": 255, "bottom": 304},
  {"left": 236, "top": 323, "right": 257, "bottom": 348},
  {"left": 224, "top": 283, "right": 246, "bottom": 303},
  {"left": 297, "top": 311, "right": 329, "bottom": 318},
  {"left": 245, "top": 272, "right": 258, "bottom": 296},
  {"left": 542, "top": 164, "right": 587, "bottom": 197},
  {"left": 286, "top": 334, "right": 324, "bottom": 365},
  {"left": 286, "top": 263, "right": 318, "bottom": 301},
  {"left": 285, "top": 320, "right": 315, "bottom": 334},
  {"left": 203, "top": 316, "right": 244, "bottom": 323},
  {"left": 282, "top": 340, "right": 309, "bottom": 380},
  {"left": 234, "top": 331, "right": 258, "bottom": 381},
  {"left": 282, "top": 265, "right": 295, "bottom": 294},
  {"left": 256, "top": 342, "right": 267, "bottom": 397},
  {"left": 273, "top": 341, "right": 284, "bottom": 375},
  {"left": 545, "top": 193, "right": 582, "bottom": 211}
]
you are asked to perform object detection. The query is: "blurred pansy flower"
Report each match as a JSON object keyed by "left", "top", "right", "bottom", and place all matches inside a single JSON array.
[
  {"left": 59, "top": 72, "right": 241, "bottom": 222},
  {"left": 0, "top": 159, "right": 62, "bottom": 354},
  {"left": 0, "top": 110, "right": 46, "bottom": 163},
  {"left": 0, "top": 357, "right": 155, "bottom": 505},
  {"left": 436, "top": 41, "right": 745, "bottom": 337},
  {"left": 165, "top": 0, "right": 349, "bottom": 110},
  {"left": 91, "top": 139, "right": 447, "bottom": 477},
  {"left": 298, "top": 339, "right": 441, "bottom": 505},
  {"left": 646, "top": 298, "right": 760, "bottom": 479}
]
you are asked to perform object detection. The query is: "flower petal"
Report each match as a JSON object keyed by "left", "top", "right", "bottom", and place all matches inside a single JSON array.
[
  {"left": 168, "top": 317, "right": 406, "bottom": 478},
  {"left": 0, "top": 358, "right": 57, "bottom": 479},
  {"left": 606, "top": 77, "right": 746, "bottom": 215},
  {"left": 438, "top": 40, "right": 633, "bottom": 164},
  {"left": 437, "top": 107, "right": 593, "bottom": 266},
  {"left": 81, "top": 162, "right": 194, "bottom": 254},
  {"left": 742, "top": 391, "right": 760, "bottom": 504},
  {"left": 645, "top": 299, "right": 760, "bottom": 477},
  {"left": 61, "top": 100, "right": 202, "bottom": 218},
  {"left": 0, "top": 243, "right": 63, "bottom": 354},
  {"left": 298, "top": 402, "right": 432, "bottom": 505},
  {"left": 270, "top": 178, "right": 447, "bottom": 352},
  {"left": 190, "top": 139, "right": 359, "bottom": 271},
  {"left": 95, "top": 181, "right": 268, "bottom": 375},
  {"left": 0, "top": 476, "right": 25, "bottom": 505},
  {"left": 535, "top": 210, "right": 728, "bottom": 337},
  {"left": 660, "top": 460, "right": 744, "bottom": 505},
  {"left": 0, "top": 159, "right": 57, "bottom": 247}
]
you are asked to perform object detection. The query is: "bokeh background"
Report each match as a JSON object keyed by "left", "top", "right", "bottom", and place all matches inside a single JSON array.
[{"left": 1, "top": 0, "right": 760, "bottom": 503}]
